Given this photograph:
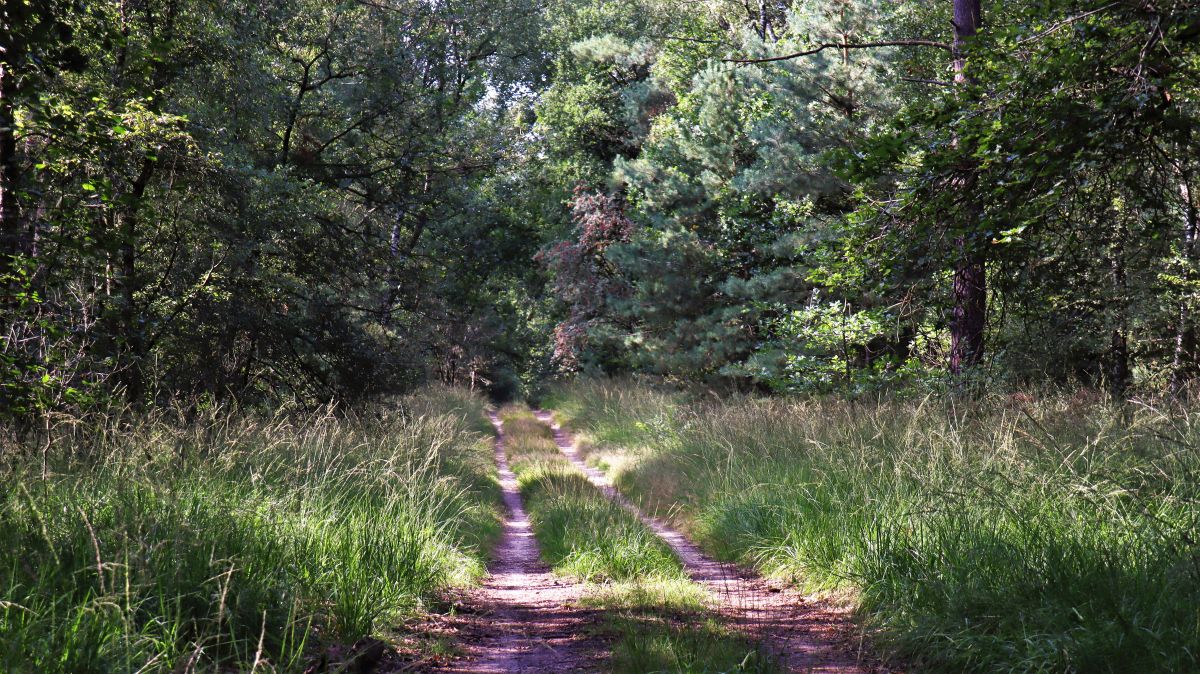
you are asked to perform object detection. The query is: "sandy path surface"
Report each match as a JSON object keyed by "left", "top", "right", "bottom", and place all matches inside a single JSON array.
[
  {"left": 533, "top": 410, "right": 877, "bottom": 674},
  {"left": 438, "top": 413, "right": 605, "bottom": 673}
]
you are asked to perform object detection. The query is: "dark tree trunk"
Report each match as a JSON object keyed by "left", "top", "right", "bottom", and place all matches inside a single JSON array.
[
  {"left": 0, "top": 61, "right": 20, "bottom": 283},
  {"left": 110, "top": 1, "right": 178, "bottom": 405},
  {"left": 0, "top": 60, "right": 18, "bottom": 416},
  {"left": 1110, "top": 326, "right": 1129, "bottom": 399},
  {"left": 115, "top": 157, "right": 156, "bottom": 403},
  {"left": 947, "top": 0, "right": 985, "bottom": 374},
  {"left": 1109, "top": 223, "right": 1130, "bottom": 399},
  {"left": 950, "top": 246, "right": 986, "bottom": 373}
]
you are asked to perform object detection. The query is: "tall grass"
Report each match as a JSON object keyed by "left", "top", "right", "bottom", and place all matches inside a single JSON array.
[
  {"left": 0, "top": 387, "right": 501, "bottom": 673},
  {"left": 544, "top": 379, "right": 1200, "bottom": 673}
]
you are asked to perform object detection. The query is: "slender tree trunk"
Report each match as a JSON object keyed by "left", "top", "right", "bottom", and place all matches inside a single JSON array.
[
  {"left": 0, "top": 60, "right": 19, "bottom": 416},
  {"left": 109, "top": 1, "right": 177, "bottom": 405},
  {"left": 0, "top": 61, "right": 20, "bottom": 283},
  {"left": 1170, "top": 175, "right": 1199, "bottom": 396},
  {"left": 950, "top": 246, "right": 986, "bottom": 372},
  {"left": 381, "top": 174, "right": 429, "bottom": 326},
  {"left": 948, "top": 0, "right": 986, "bottom": 374},
  {"left": 1109, "top": 225, "right": 1130, "bottom": 399},
  {"left": 115, "top": 157, "right": 156, "bottom": 403}
]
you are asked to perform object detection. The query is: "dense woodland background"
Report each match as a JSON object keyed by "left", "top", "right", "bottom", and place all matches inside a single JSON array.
[
  {"left": 2, "top": 0, "right": 1200, "bottom": 416},
  {"left": 4, "top": 3, "right": 1200, "bottom": 671}
]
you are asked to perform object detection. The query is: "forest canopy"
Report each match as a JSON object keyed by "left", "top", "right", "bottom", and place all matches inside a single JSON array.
[{"left": 3, "top": 0, "right": 1199, "bottom": 419}]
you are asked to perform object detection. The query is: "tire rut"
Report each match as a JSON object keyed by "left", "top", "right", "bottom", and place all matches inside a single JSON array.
[
  {"left": 439, "top": 412, "right": 605, "bottom": 673},
  {"left": 532, "top": 410, "right": 876, "bottom": 674}
]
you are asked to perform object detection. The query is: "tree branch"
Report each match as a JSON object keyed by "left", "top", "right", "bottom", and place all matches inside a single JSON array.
[
  {"left": 725, "top": 39, "right": 953, "bottom": 64},
  {"left": 902, "top": 76, "right": 955, "bottom": 86},
  {"left": 1017, "top": 3, "right": 1118, "bottom": 45}
]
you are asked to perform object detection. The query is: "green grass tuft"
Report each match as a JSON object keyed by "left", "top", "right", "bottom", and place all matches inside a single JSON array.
[{"left": 583, "top": 581, "right": 780, "bottom": 674}]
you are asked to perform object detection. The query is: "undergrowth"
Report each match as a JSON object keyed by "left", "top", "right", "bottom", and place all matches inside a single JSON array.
[
  {"left": 0, "top": 387, "right": 502, "bottom": 673},
  {"left": 543, "top": 378, "right": 1200, "bottom": 673}
]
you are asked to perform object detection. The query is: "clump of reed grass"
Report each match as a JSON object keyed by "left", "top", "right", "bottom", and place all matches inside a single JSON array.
[
  {"left": 0, "top": 387, "right": 501, "bottom": 673},
  {"left": 547, "top": 379, "right": 1200, "bottom": 673}
]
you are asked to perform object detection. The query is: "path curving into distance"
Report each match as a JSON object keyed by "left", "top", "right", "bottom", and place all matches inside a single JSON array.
[
  {"left": 533, "top": 410, "right": 874, "bottom": 674},
  {"left": 443, "top": 412, "right": 603, "bottom": 673}
]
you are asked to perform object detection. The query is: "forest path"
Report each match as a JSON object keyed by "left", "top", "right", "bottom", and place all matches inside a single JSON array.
[
  {"left": 438, "top": 412, "right": 605, "bottom": 673},
  {"left": 532, "top": 410, "right": 873, "bottom": 674}
]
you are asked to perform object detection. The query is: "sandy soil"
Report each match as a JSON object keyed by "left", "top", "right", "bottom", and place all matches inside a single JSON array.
[
  {"left": 532, "top": 410, "right": 882, "bottom": 674},
  {"left": 435, "top": 413, "right": 607, "bottom": 673}
]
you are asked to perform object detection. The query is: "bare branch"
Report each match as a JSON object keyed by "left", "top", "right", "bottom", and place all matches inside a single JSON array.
[
  {"left": 1017, "top": 3, "right": 1118, "bottom": 45},
  {"left": 725, "top": 40, "right": 953, "bottom": 64}
]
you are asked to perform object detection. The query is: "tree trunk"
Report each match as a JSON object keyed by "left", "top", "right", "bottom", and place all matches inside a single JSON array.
[
  {"left": 1170, "top": 175, "right": 1199, "bottom": 396},
  {"left": 0, "top": 60, "right": 19, "bottom": 416},
  {"left": 950, "top": 246, "right": 986, "bottom": 372},
  {"left": 0, "top": 61, "right": 20, "bottom": 283},
  {"left": 1109, "top": 229, "right": 1130, "bottom": 399},
  {"left": 115, "top": 157, "right": 156, "bottom": 403},
  {"left": 947, "top": 0, "right": 985, "bottom": 374},
  {"left": 951, "top": 0, "right": 981, "bottom": 81},
  {"left": 381, "top": 174, "right": 430, "bottom": 326}
]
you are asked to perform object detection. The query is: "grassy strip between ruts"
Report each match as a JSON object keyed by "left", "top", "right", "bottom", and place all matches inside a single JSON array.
[
  {"left": 498, "top": 405, "right": 781, "bottom": 673},
  {"left": 541, "top": 378, "right": 1200, "bottom": 674},
  {"left": 1, "top": 387, "right": 503, "bottom": 673}
]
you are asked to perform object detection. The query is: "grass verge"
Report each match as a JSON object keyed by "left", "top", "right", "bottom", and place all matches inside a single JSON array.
[
  {"left": 542, "top": 378, "right": 1200, "bottom": 673},
  {"left": 0, "top": 387, "right": 502, "bottom": 673}
]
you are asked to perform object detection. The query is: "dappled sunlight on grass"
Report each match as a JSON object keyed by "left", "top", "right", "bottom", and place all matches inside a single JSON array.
[
  {"left": 582, "top": 581, "right": 780, "bottom": 674},
  {"left": 580, "top": 578, "right": 711, "bottom": 613}
]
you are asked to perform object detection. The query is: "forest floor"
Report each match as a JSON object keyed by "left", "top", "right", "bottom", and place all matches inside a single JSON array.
[{"left": 431, "top": 410, "right": 872, "bottom": 673}]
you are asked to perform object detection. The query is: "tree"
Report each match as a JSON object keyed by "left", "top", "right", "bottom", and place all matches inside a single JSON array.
[
  {"left": 1, "top": 1, "right": 84, "bottom": 275},
  {"left": 948, "top": 0, "right": 985, "bottom": 374}
]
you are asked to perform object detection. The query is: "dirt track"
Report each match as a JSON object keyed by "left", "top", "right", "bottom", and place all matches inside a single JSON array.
[
  {"left": 440, "top": 411, "right": 876, "bottom": 673},
  {"left": 533, "top": 410, "right": 874, "bottom": 674},
  {"left": 440, "top": 413, "right": 605, "bottom": 673}
]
